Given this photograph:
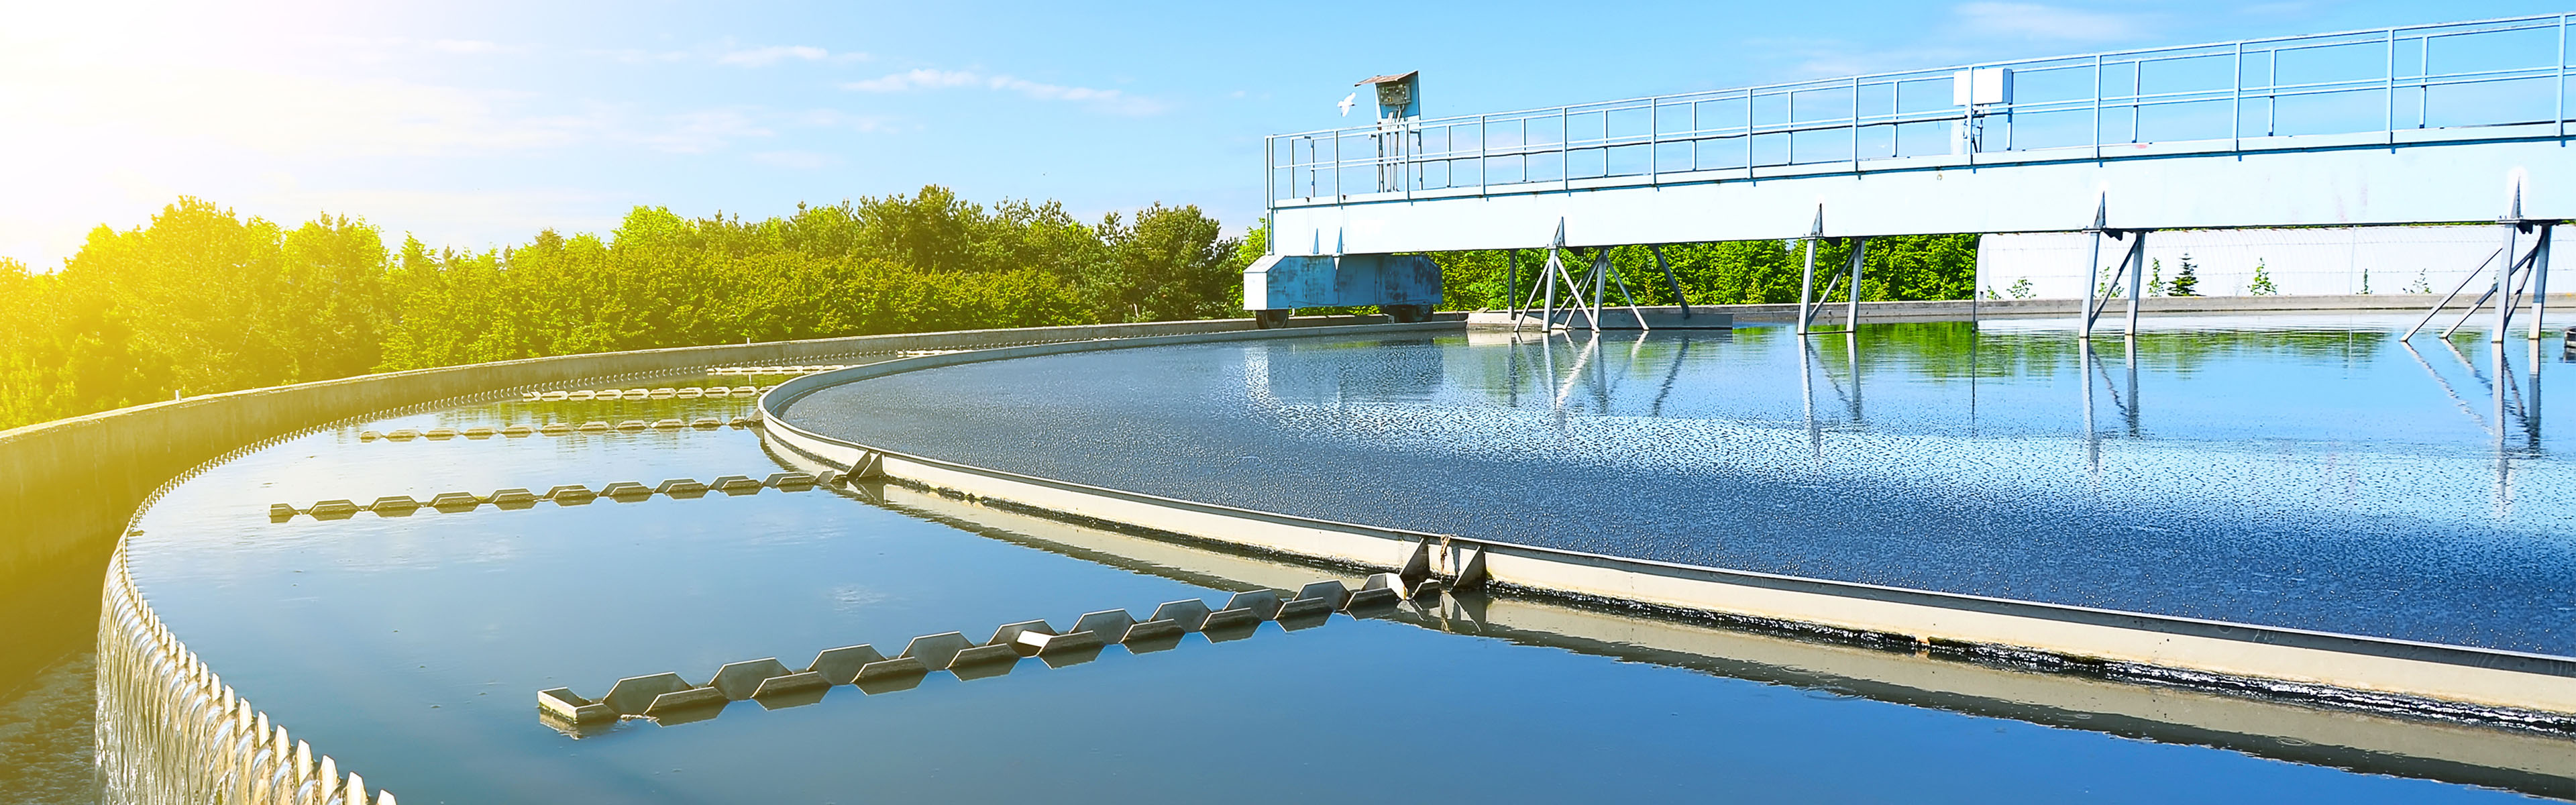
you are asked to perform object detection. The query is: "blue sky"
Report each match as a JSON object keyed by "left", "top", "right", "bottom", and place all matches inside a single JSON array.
[{"left": 0, "top": 1, "right": 2565, "bottom": 268}]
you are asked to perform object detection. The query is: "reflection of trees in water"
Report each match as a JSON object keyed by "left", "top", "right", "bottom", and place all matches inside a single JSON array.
[{"left": 1849, "top": 322, "right": 2392, "bottom": 381}]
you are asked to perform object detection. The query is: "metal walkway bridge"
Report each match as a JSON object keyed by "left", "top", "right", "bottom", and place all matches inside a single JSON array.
[{"left": 1247, "top": 13, "right": 2574, "bottom": 333}]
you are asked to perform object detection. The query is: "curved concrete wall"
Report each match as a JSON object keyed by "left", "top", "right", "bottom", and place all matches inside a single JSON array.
[
  {"left": 2, "top": 316, "right": 1347, "bottom": 804},
  {"left": 759, "top": 321, "right": 2576, "bottom": 727}
]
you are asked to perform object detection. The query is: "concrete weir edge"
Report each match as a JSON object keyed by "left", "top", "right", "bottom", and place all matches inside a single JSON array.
[{"left": 759, "top": 320, "right": 2576, "bottom": 727}]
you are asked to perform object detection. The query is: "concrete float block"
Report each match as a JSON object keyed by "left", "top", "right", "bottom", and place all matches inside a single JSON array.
[
  {"left": 806, "top": 645, "right": 886, "bottom": 685},
  {"left": 623, "top": 388, "right": 651, "bottom": 399},
  {"left": 949, "top": 645, "right": 1020, "bottom": 678},
  {"left": 429, "top": 492, "right": 482, "bottom": 513},
  {"left": 541, "top": 391, "right": 570, "bottom": 400},
  {"left": 461, "top": 426, "right": 497, "bottom": 439},
  {"left": 522, "top": 392, "right": 544, "bottom": 401},
  {"left": 1223, "top": 589, "right": 1287, "bottom": 621},
  {"left": 812, "top": 470, "right": 843, "bottom": 488},
  {"left": 651, "top": 419, "right": 686, "bottom": 430},
  {"left": 649, "top": 388, "right": 676, "bottom": 396},
  {"left": 500, "top": 425, "right": 533, "bottom": 437},
  {"left": 269, "top": 504, "right": 299, "bottom": 521},
  {"left": 1122, "top": 620, "right": 1185, "bottom": 653},
  {"left": 1071, "top": 610, "right": 1137, "bottom": 642},
  {"left": 1346, "top": 574, "right": 1405, "bottom": 614},
  {"left": 855, "top": 657, "right": 928, "bottom": 693},
  {"left": 538, "top": 423, "right": 573, "bottom": 435},
  {"left": 490, "top": 488, "right": 539, "bottom": 510},
  {"left": 732, "top": 386, "right": 757, "bottom": 394},
  {"left": 691, "top": 418, "right": 724, "bottom": 429},
  {"left": 423, "top": 428, "right": 458, "bottom": 440},
  {"left": 577, "top": 421, "right": 610, "bottom": 433},
  {"left": 366, "top": 496, "right": 422, "bottom": 516},
  {"left": 600, "top": 482, "right": 653, "bottom": 500},
  {"left": 1122, "top": 618, "right": 1183, "bottom": 643},
  {"left": 544, "top": 484, "right": 597, "bottom": 504},
  {"left": 602, "top": 673, "right": 694, "bottom": 715},
  {"left": 616, "top": 421, "right": 649, "bottom": 431},
  {"left": 1275, "top": 609, "right": 1331, "bottom": 631},
  {"left": 567, "top": 390, "right": 596, "bottom": 400},
  {"left": 384, "top": 429, "right": 420, "bottom": 441},
  {"left": 987, "top": 621, "right": 1057, "bottom": 655},
  {"left": 357, "top": 431, "right": 382, "bottom": 441},
  {"left": 676, "top": 387, "right": 704, "bottom": 398},
  {"left": 1018, "top": 629, "right": 1103, "bottom": 657},
  {"left": 897, "top": 633, "right": 977, "bottom": 670},
  {"left": 751, "top": 674, "right": 830, "bottom": 709},
  {"left": 309, "top": 500, "right": 362, "bottom": 520},
  {"left": 536, "top": 688, "right": 614, "bottom": 723},
  {"left": 704, "top": 387, "right": 732, "bottom": 397},
  {"left": 655, "top": 478, "right": 708, "bottom": 498},
  {"left": 643, "top": 687, "right": 727, "bottom": 722},
  {"left": 1035, "top": 639, "right": 1106, "bottom": 668},
  {"left": 708, "top": 658, "right": 792, "bottom": 700},
  {"left": 729, "top": 416, "right": 758, "bottom": 428},
  {"left": 1201, "top": 606, "right": 1261, "bottom": 633},
  {"left": 763, "top": 472, "right": 816, "bottom": 490},
  {"left": 710, "top": 475, "right": 762, "bottom": 495},
  {"left": 1149, "top": 600, "right": 1214, "bottom": 632},
  {"left": 1293, "top": 581, "right": 1352, "bottom": 610},
  {"left": 1202, "top": 618, "right": 1259, "bottom": 643}
]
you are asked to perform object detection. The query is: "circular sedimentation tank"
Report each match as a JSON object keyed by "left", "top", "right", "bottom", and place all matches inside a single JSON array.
[{"left": 85, "top": 317, "right": 2576, "bottom": 802}]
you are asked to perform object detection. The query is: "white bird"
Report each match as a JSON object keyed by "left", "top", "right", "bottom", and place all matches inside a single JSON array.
[{"left": 1337, "top": 93, "right": 1356, "bottom": 117}]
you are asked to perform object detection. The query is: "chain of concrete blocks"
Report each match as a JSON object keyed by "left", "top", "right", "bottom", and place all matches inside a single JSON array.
[
  {"left": 537, "top": 572, "right": 1436, "bottom": 732},
  {"left": 704, "top": 364, "right": 858, "bottom": 376},
  {"left": 520, "top": 385, "right": 778, "bottom": 402},
  {"left": 356, "top": 417, "right": 759, "bottom": 441},
  {"left": 269, "top": 471, "right": 838, "bottom": 521}
]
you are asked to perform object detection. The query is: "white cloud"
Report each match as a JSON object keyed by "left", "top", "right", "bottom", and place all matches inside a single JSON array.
[
  {"left": 717, "top": 44, "right": 863, "bottom": 66},
  {"left": 843, "top": 68, "right": 1165, "bottom": 115},
  {"left": 844, "top": 68, "right": 984, "bottom": 93},
  {"left": 1952, "top": 3, "right": 2149, "bottom": 43}
]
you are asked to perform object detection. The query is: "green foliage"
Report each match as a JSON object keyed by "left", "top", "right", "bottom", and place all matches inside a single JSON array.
[
  {"left": 2170, "top": 254, "right": 2201, "bottom": 297},
  {"left": 2247, "top": 260, "right": 2278, "bottom": 296},
  {"left": 0, "top": 187, "right": 1254, "bottom": 431},
  {"left": 1424, "top": 234, "right": 1979, "bottom": 310}
]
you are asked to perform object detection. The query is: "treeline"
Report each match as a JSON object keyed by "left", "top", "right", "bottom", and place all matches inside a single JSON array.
[
  {"left": 0, "top": 189, "right": 1249, "bottom": 430},
  {"left": 1424, "top": 234, "right": 1979, "bottom": 311},
  {"left": 0, "top": 190, "right": 1978, "bottom": 431}
]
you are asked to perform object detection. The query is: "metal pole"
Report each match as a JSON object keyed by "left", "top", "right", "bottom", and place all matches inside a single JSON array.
[
  {"left": 1652, "top": 244, "right": 1690, "bottom": 319},
  {"left": 2405, "top": 247, "right": 2502, "bottom": 339},
  {"left": 2126, "top": 231, "right": 2147, "bottom": 335},
  {"left": 2533, "top": 227, "right": 2554, "bottom": 341},
  {"left": 1799, "top": 215, "right": 1820, "bottom": 334},
  {"left": 1591, "top": 248, "right": 1607, "bottom": 332},
  {"left": 2082, "top": 197, "right": 2105, "bottom": 339},
  {"left": 1845, "top": 236, "right": 1868, "bottom": 329},
  {"left": 1507, "top": 249, "right": 1520, "bottom": 328},
  {"left": 2092, "top": 54, "right": 2104, "bottom": 159},
  {"left": 2385, "top": 28, "right": 2397, "bottom": 145},
  {"left": 2231, "top": 41, "right": 2244, "bottom": 150},
  {"left": 2499, "top": 211, "right": 2522, "bottom": 343}
]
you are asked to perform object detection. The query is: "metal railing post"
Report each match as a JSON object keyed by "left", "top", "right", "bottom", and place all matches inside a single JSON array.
[
  {"left": 1851, "top": 75, "right": 1862, "bottom": 172},
  {"left": 2385, "top": 28, "right": 2398, "bottom": 145},
  {"left": 2092, "top": 54, "right": 2104, "bottom": 159},
  {"left": 2232, "top": 41, "right": 2245, "bottom": 150},
  {"left": 1560, "top": 106, "right": 1570, "bottom": 191}
]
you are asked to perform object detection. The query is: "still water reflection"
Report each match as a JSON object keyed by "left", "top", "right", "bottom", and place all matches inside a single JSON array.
[
  {"left": 89, "top": 329, "right": 2573, "bottom": 802},
  {"left": 787, "top": 316, "right": 2576, "bottom": 655}
]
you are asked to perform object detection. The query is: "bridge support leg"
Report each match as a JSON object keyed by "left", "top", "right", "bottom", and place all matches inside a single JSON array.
[
  {"left": 1651, "top": 245, "right": 1690, "bottom": 319},
  {"left": 2081, "top": 195, "right": 2106, "bottom": 340},
  {"left": 2125, "top": 231, "right": 2147, "bottom": 336},
  {"left": 1798, "top": 207, "right": 1821, "bottom": 335},
  {"left": 2532, "top": 227, "right": 2554, "bottom": 341},
  {"left": 2497, "top": 217, "right": 2521, "bottom": 343},
  {"left": 1845, "top": 237, "right": 1868, "bottom": 330}
]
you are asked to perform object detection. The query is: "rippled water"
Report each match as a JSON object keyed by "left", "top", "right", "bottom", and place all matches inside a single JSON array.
[
  {"left": 786, "top": 316, "right": 2576, "bottom": 655},
  {"left": 108, "top": 343, "right": 2561, "bottom": 804}
]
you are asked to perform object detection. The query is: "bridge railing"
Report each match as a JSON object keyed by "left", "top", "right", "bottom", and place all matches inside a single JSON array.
[{"left": 1268, "top": 13, "right": 2573, "bottom": 207}]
